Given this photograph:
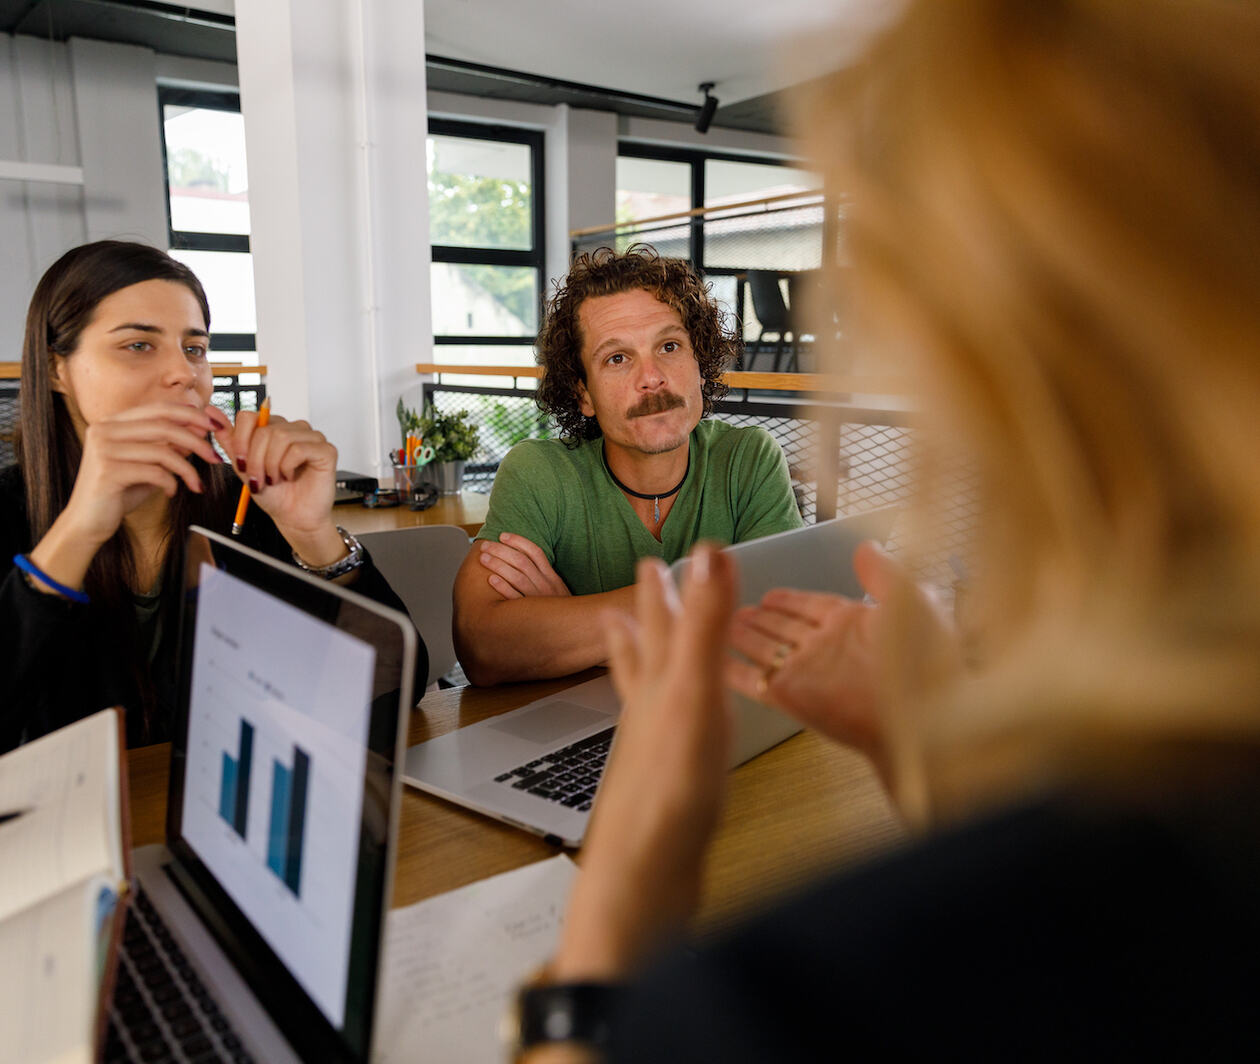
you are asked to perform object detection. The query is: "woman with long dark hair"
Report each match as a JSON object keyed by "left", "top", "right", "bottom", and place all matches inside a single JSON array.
[{"left": 1, "top": 240, "right": 425, "bottom": 752}]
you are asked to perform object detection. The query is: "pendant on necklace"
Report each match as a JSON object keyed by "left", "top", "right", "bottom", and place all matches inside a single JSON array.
[{"left": 653, "top": 497, "right": 660, "bottom": 524}]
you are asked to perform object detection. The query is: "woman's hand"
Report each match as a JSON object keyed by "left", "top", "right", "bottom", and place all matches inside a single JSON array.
[
  {"left": 214, "top": 408, "right": 345, "bottom": 566},
  {"left": 26, "top": 402, "right": 225, "bottom": 597},
  {"left": 726, "top": 541, "right": 956, "bottom": 790},
  {"left": 552, "top": 545, "right": 737, "bottom": 982},
  {"left": 63, "top": 402, "right": 224, "bottom": 544}
]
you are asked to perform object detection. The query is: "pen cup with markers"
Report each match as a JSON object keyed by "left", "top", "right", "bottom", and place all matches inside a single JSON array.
[{"left": 393, "top": 443, "right": 436, "bottom": 500}]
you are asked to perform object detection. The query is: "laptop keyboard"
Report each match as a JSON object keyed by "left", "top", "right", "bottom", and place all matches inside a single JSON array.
[
  {"left": 105, "top": 887, "right": 255, "bottom": 1064},
  {"left": 493, "top": 726, "right": 615, "bottom": 811}
]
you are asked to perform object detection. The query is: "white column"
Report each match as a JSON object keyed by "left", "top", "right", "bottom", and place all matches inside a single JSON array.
[
  {"left": 234, "top": 0, "right": 431, "bottom": 478},
  {"left": 545, "top": 105, "right": 617, "bottom": 289}
]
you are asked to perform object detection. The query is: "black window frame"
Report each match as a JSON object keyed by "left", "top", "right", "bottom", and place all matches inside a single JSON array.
[
  {"left": 616, "top": 142, "right": 823, "bottom": 266},
  {"left": 616, "top": 143, "right": 829, "bottom": 342},
  {"left": 157, "top": 85, "right": 255, "bottom": 356},
  {"left": 428, "top": 118, "right": 546, "bottom": 349}
]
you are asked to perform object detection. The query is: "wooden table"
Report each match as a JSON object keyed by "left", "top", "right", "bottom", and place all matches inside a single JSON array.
[
  {"left": 335, "top": 490, "right": 489, "bottom": 538},
  {"left": 126, "top": 673, "right": 905, "bottom": 941}
]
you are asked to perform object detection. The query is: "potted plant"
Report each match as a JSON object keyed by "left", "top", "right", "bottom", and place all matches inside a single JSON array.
[{"left": 417, "top": 405, "right": 480, "bottom": 494}]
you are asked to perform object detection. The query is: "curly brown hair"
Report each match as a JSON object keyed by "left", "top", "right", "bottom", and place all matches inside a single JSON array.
[{"left": 535, "top": 245, "right": 735, "bottom": 443}]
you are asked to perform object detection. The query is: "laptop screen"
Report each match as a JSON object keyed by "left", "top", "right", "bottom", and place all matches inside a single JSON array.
[{"left": 165, "top": 527, "right": 415, "bottom": 1063}]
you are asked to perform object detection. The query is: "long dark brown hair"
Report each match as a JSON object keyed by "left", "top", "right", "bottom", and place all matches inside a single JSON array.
[{"left": 15, "top": 240, "right": 233, "bottom": 730}]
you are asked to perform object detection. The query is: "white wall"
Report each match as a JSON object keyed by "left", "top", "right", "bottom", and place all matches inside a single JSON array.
[
  {"left": 0, "top": 35, "right": 85, "bottom": 357},
  {"left": 69, "top": 38, "right": 168, "bottom": 246},
  {"left": 0, "top": 35, "right": 208, "bottom": 360}
]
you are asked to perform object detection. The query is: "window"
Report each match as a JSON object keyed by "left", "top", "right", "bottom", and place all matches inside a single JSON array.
[
  {"left": 428, "top": 120, "right": 544, "bottom": 379},
  {"left": 614, "top": 145, "right": 822, "bottom": 342},
  {"left": 615, "top": 156, "right": 691, "bottom": 229},
  {"left": 159, "top": 86, "right": 258, "bottom": 375}
]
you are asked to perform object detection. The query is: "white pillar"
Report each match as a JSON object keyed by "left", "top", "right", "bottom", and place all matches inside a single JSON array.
[
  {"left": 545, "top": 105, "right": 617, "bottom": 289},
  {"left": 234, "top": 0, "right": 431, "bottom": 478}
]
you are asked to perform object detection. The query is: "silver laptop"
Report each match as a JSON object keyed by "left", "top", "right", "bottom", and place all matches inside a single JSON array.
[
  {"left": 403, "top": 506, "right": 899, "bottom": 848},
  {"left": 111, "top": 526, "right": 416, "bottom": 1064}
]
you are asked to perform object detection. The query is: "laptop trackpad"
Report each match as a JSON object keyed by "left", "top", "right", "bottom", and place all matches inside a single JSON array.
[{"left": 487, "top": 701, "right": 610, "bottom": 744}]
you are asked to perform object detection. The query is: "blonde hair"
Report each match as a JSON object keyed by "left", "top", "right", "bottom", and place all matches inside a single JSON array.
[{"left": 804, "top": 0, "right": 1260, "bottom": 814}]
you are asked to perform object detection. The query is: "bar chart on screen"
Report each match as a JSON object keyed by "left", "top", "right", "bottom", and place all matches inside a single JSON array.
[
  {"left": 218, "top": 718, "right": 254, "bottom": 838},
  {"left": 266, "top": 745, "right": 310, "bottom": 897}
]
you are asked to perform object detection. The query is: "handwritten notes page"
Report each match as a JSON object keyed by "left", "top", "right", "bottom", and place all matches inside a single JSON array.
[
  {"left": 373, "top": 855, "right": 578, "bottom": 1064},
  {"left": 0, "top": 708, "right": 122, "bottom": 922}
]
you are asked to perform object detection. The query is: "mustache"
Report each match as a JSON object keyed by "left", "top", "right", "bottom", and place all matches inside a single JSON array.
[{"left": 626, "top": 391, "right": 686, "bottom": 418}]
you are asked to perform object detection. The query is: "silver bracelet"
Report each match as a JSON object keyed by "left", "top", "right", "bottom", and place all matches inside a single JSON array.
[{"left": 291, "top": 526, "right": 366, "bottom": 579}]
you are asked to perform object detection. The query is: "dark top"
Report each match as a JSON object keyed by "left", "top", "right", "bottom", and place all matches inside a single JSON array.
[
  {"left": 0, "top": 464, "right": 427, "bottom": 752},
  {"left": 612, "top": 776, "right": 1260, "bottom": 1060}
]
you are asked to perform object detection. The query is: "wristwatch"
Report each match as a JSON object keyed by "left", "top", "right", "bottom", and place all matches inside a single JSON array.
[
  {"left": 291, "top": 526, "right": 366, "bottom": 579},
  {"left": 504, "top": 980, "right": 624, "bottom": 1061}
]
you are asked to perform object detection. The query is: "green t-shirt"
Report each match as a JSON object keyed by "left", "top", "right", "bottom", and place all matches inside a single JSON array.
[{"left": 476, "top": 419, "right": 803, "bottom": 595}]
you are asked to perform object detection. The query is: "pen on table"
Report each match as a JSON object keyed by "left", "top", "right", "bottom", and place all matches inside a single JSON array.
[
  {"left": 0, "top": 808, "right": 32, "bottom": 826},
  {"left": 230, "top": 397, "right": 271, "bottom": 537}
]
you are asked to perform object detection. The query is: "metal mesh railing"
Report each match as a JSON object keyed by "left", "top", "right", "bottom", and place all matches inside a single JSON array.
[
  {"left": 208, "top": 375, "right": 267, "bottom": 419},
  {"left": 421, "top": 382, "right": 556, "bottom": 493},
  {"left": 700, "top": 201, "right": 825, "bottom": 273},
  {"left": 0, "top": 382, "right": 19, "bottom": 469},
  {"left": 420, "top": 379, "right": 978, "bottom": 596}
]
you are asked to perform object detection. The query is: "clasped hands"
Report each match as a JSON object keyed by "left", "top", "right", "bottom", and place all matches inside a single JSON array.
[
  {"left": 552, "top": 539, "right": 956, "bottom": 982},
  {"left": 66, "top": 401, "right": 338, "bottom": 549}
]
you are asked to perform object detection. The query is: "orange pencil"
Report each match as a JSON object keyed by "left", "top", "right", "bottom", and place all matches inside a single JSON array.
[{"left": 230, "top": 397, "right": 270, "bottom": 536}]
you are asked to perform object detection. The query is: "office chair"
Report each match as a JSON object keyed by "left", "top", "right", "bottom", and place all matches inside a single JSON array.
[
  {"left": 746, "top": 271, "right": 794, "bottom": 372},
  {"left": 358, "top": 524, "right": 471, "bottom": 688},
  {"left": 785, "top": 270, "right": 823, "bottom": 373}
]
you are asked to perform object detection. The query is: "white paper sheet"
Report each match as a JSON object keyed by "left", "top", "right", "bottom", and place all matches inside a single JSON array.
[{"left": 373, "top": 855, "right": 578, "bottom": 1064}]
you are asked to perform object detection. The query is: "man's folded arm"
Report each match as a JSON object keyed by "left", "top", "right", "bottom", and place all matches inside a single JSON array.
[{"left": 453, "top": 547, "right": 635, "bottom": 685}]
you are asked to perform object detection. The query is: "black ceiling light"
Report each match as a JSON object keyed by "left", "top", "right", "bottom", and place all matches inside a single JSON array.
[{"left": 695, "top": 82, "right": 719, "bottom": 134}]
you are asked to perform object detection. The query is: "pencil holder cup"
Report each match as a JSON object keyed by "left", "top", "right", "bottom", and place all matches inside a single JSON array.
[{"left": 393, "top": 452, "right": 434, "bottom": 497}]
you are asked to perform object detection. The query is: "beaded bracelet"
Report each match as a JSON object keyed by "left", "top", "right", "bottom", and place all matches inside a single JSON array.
[{"left": 13, "top": 553, "right": 91, "bottom": 604}]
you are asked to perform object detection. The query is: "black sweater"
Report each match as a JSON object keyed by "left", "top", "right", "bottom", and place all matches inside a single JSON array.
[
  {"left": 611, "top": 774, "right": 1260, "bottom": 1060},
  {"left": 0, "top": 464, "right": 426, "bottom": 751}
]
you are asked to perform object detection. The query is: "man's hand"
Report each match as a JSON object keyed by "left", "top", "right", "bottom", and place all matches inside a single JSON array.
[
  {"left": 454, "top": 537, "right": 634, "bottom": 685},
  {"left": 477, "top": 532, "right": 571, "bottom": 599}
]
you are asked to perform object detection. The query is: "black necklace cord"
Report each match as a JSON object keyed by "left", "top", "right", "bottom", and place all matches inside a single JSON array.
[{"left": 602, "top": 447, "right": 691, "bottom": 523}]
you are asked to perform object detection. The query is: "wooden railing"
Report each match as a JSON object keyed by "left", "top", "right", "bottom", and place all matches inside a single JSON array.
[
  {"left": 0, "top": 363, "right": 268, "bottom": 379},
  {"left": 568, "top": 190, "right": 825, "bottom": 241},
  {"left": 414, "top": 363, "right": 913, "bottom": 397}
]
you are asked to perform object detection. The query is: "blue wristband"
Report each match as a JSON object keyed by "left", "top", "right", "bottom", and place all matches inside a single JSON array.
[{"left": 13, "top": 554, "right": 91, "bottom": 604}]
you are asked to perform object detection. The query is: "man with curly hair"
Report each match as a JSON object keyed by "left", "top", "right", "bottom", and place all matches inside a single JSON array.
[{"left": 453, "top": 247, "right": 802, "bottom": 685}]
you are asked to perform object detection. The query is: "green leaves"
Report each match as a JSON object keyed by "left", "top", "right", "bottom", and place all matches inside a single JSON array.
[
  {"left": 396, "top": 397, "right": 423, "bottom": 448},
  {"left": 418, "top": 405, "right": 480, "bottom": 461}
]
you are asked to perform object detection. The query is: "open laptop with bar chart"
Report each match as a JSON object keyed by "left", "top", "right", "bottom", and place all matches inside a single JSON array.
[{"left": 107, "top": 526, "right": 416, "bottom": 1064}]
